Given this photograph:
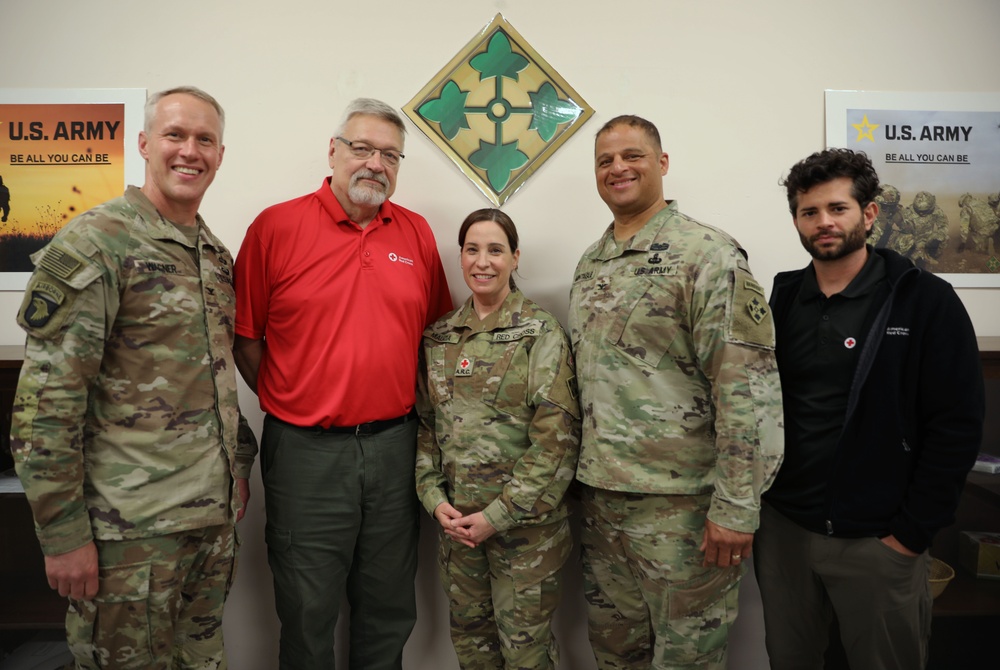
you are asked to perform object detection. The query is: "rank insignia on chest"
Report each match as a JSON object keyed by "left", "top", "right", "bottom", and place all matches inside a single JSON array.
[
  {"left": 456, "top": 357, "right": 473, "bottom": 376},
  {"left": 746, "top": 296, "right": 768, "bottom": 324}
]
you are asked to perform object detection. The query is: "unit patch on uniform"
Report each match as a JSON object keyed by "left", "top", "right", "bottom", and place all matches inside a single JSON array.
[
  {"left": 456, "top": 357, "right": 473, "bottom": 376},
  {"left": 747, "top": 296, "right": 768, "bottom": 324},
  {"left": 23, "top": 281, "right": 66, "bottom": 328},
  {"left": 730, "top": 269, "right": 775, "bottom": 348}
]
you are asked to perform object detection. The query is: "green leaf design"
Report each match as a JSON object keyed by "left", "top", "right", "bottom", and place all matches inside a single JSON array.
[
  {"left": 528, "top": 83, "right": 581, "bottom": 141},
  {"left": 418, "top": 81, "right": 470, "bottom": 140},
  {"left": 470, "top": 32, "right": 529, "bottom": 82},
  {"left": 470, "top": 139, "right": 529, "bottom": 191}
]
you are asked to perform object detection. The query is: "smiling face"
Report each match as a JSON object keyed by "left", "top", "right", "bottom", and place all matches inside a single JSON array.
[
  {"left": 138, "top": 93, "right": 224, "bottom": 225},
  {"left": 594, "top": 123, "right": 668, "bottom": 223},
  {"left": 793, "top": 177, "right": 876, "bottom": 262},
  {"left": 461, "top": 220, "right": 519, "bottom": 315},
  {"left": 328, "top": 114, "right": 403, "bottom": 221}
]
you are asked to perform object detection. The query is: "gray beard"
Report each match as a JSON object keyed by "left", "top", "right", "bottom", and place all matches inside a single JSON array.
[{"left": 349, "top": 183, "right": 387, "bottom": 206}]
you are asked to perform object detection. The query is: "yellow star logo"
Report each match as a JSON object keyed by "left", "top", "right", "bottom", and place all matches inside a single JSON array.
[{"left": 852, "top": 114, "right": 880, "bottom": 142}]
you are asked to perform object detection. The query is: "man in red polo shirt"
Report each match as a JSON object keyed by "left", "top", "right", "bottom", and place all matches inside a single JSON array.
[{"left": 234, "top": 98, "right": 452, "bottom": 670}]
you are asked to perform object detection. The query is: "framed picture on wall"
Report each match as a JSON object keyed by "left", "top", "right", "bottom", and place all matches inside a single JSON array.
[
  {"left": 0, "top": 88, "right": 145, "bottom": 291},
  {"left": 826, "top": 90, "right": 1000, "bottom": 288}
]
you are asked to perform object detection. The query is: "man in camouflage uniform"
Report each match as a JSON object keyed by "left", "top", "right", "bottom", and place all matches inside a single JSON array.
[
  {"left": 903, "top": 191, "right": 950, "bottom": 267},
  {"left": 10, "top": 86, "right": 256, "bottom": 670},
  {"left": 957, "top": 192, "right": 999, "bottom": 254},
  {"left": 870, "top": 184, "right": 913, "bottom": 254},
  {"left": 568, "top": 115, "right": 783, "bottom": 669}
]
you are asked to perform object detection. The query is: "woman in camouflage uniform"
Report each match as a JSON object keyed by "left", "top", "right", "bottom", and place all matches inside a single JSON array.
[{"left": 416, "top": 209, "right": 581, "bottom": 669}]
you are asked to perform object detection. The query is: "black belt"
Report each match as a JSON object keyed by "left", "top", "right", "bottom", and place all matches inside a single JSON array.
[{"left": 272, "top": 409, "right": 416, "bottom": 436}]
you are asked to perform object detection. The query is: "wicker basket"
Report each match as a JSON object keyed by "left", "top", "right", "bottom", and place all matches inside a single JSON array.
[{"left": 929, "top": 557, "right": 955, "bottom": 599}]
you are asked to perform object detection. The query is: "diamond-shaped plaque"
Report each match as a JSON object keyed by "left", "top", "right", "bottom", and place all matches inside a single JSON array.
[{"left": 404, "top": 13, "right": 594, "bottom": 206}]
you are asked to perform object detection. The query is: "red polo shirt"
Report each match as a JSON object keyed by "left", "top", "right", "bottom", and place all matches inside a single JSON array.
[{"left": 235, "top": 179, "right": 452, "bottom": 427}]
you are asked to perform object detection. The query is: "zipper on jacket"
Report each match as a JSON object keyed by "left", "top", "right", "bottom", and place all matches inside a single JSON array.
[
  {"left": 826, "top": 520, "right": 834, "bottom": 535},
  {"left": 902, "top": 438, "right": 911, "bottom": 452}
]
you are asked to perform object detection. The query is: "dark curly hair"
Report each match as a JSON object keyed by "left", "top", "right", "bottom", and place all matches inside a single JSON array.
[{"left": 781, "top": 148, "right": 880, "bottom": 216}]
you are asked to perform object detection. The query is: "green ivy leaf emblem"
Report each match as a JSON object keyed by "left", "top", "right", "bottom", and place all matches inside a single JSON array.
[
  {"left": 470, "top": 140, "right": 529, "bottom": 191},
  {"left": 417, "top": 81, "right": 471, "bottom": 140},
  {"left": 470, "top": 32, "right": 529, "bottom": 82},
  {"left": 528, "top": 82, "right": 581, "bottom": 141}
]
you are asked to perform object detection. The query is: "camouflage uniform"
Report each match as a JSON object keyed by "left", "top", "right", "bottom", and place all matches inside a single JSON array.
[
  {"left": 871, "top": 185, "right": 913, "bottom": 255},
  {"left": 11, "top": 186, "right": 256, "bottom": 669},
  {"left": 416, "top": 290, "right": 581, "bottom": 670},
  {"left": 958, "top": 193, "right": 999, "bottom": 254},
  {"left": 568, "top": 202, "right": 783, "bottom": 669},
  {"left": 903, "top": 191, "right": 950, "bottom": 266}
]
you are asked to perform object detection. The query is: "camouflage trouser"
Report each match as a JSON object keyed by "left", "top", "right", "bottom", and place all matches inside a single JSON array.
[
  {"left": 439, "top": 518, "right": 572, "bottom": 670},
  {"left": 65, "top": 524, "right": 237, "bottom": 670},
  {"left": 579, "top": 486, "right": 744, "bottom": 670},
  {"left": 966, "top": 231, "right": 996, "bottom": 254}
]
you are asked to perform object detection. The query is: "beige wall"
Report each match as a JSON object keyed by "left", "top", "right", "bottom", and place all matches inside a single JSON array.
[{"left": 3, "top": 1, "right": 998, "bottom": 667}]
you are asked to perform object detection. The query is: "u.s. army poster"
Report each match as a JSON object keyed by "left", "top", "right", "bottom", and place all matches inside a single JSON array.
[
  {"left": 826, "top": 91, "right": 1000, "bottom": 288},
  {"left": 0, "top": 88, "right": 145, "bottom": 290}
]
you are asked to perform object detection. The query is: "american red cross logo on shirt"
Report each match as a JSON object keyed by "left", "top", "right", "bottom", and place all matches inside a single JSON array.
[
  {"left": 460, "top": 358, "right": 470, "bottom": 369},
  {"left": 844, "top": 337, "right": 857, "bottom": 349}
]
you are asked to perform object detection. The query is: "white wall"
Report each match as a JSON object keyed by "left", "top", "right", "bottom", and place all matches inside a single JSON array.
[{"left": 2, "top": 1, "right": 998, "bottom": 668}]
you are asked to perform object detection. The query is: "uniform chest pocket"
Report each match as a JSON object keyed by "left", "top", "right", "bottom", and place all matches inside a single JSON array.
[
  {"left": 607, "top": 277, "right": 685, "bottom": 369},
  {"left": 478, "top": 341, "right": 522, "bottom": 414}
]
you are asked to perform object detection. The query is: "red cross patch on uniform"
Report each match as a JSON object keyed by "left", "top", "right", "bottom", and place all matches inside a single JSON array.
[{"left": 456, "top": 357, "right": 473, "bottom": 376}]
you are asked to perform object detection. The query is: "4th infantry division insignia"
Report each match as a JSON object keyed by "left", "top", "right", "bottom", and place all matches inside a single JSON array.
[
  {"left": 747, "top": 296, "right": 768, "bottom": 324},
  {"left": 404, "top": 13, "right": 593, "bottom": 206}
]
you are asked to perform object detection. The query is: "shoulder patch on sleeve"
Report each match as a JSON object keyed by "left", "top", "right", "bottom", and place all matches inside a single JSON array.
[
  {"left": 729, "top": 269, "right": 775, "bottom": 349},
  {"left": 17, "top": 243, "right": 104, "bottom": 340}
]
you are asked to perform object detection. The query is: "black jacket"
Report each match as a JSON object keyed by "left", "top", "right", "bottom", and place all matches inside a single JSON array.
[{"left": 766, "top": 248, "right": 984, "bottom": 553}]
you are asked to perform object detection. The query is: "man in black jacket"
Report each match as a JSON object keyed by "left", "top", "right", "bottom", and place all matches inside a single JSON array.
[{"left": 755, "top": 148, "right": 985, "bottom": 670}]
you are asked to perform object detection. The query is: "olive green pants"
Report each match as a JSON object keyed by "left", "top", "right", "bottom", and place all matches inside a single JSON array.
[{"left": 261, "top": 414, "right": 419, "bottom": 670}]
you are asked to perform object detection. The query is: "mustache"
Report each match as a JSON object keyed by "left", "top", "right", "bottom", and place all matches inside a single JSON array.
[
  {"left": 810, "top": 230, "right": 844, "bottom": 242},
  {"left": 351, "top": 169, "right": 389, "bottom": 189}
]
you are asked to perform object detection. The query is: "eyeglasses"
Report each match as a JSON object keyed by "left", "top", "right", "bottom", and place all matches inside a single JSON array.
[{"left": 335, "top": 137, "right": 404, "bottom": 168}]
